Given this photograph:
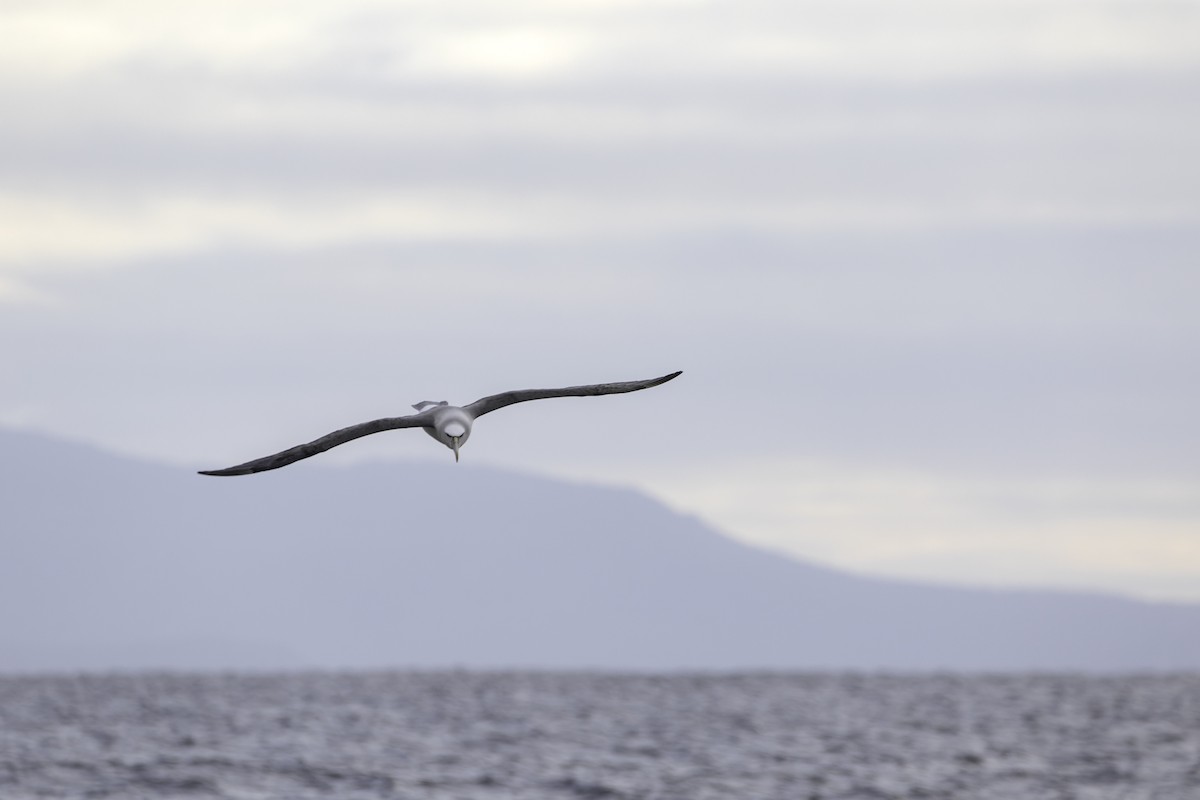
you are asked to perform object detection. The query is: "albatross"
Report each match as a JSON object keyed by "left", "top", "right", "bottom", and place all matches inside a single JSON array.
[{"left": 199, "top": 370, "right": 682, "bottom": 476}]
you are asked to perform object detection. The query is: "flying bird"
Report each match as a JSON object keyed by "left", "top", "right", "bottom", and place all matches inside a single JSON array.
[{"left": 199, "top": 370, "right": 682, "bottom": 476}]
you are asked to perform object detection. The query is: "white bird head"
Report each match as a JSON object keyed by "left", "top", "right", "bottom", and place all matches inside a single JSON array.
[{"left": 429, "top": 407, "right": 473, "bottom": 462}]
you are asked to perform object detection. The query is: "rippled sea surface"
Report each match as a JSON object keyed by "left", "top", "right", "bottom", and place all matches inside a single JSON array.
[{"left": 2, "top": 671, "right": 1198, "bottom": 799}]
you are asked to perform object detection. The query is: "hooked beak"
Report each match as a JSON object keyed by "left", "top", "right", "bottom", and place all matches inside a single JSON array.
[{"left": 451, "top": 435, "right": 460, "bottom": 463}]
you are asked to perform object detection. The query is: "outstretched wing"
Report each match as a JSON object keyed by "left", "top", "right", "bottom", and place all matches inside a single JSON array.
[
  {"left": 198, "top": 414, "right": 431, "bottom": 476},
  {"left": 463, "top": 370, "right": 682, "bottom": 419}
]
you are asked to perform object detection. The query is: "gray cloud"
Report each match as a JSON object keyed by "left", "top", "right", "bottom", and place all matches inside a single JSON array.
[
  {"left": 3, "top": 70, "right": 1197, "bottom": 207},
  {"left": 6, "top": 229, "right": 1197, "bottom": 480}
]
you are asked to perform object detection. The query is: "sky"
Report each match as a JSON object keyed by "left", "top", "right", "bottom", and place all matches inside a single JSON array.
[{"left": 2, "top": 0, "right": 1198, "bottom": 602}]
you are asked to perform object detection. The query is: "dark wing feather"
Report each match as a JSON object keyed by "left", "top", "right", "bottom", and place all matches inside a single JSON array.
[
  {"left": 464, "top": 370, "right": 682, "bottom": 419},
  {"left": 198, "top": 414, "right": 430, "bottom": 476}
]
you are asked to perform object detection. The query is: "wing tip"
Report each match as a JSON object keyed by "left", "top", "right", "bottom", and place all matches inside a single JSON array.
[{"left": 198, "top": 467, "right": 250, "bottom": 477}]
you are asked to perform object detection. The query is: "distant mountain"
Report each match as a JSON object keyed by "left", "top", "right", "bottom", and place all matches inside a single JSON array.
[{"left": 2, "top": 427, "right": 1198, "bottom": 672}]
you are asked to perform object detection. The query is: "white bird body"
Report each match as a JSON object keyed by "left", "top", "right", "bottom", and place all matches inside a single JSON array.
[{"left": 199, "top": 370, "right": 680, "bottom": 476}]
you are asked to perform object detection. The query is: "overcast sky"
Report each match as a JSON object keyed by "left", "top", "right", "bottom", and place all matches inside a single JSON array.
[{"left": 2, "top": 0, "right": 1198, "bottom": 601}]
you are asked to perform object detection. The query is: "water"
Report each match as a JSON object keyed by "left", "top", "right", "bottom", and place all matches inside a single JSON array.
[{"left": 1, "top": 671, "right": 1197, "bottom": 799}]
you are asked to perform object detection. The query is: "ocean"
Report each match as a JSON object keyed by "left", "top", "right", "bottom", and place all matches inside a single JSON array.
[{"left": 2, "top": 671, "right": 1197, "bottom": 799}]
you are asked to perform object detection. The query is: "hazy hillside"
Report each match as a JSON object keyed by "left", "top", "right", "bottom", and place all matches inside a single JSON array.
[{"left": 2, "top": 427, "right": 1198, "bottom": 672}]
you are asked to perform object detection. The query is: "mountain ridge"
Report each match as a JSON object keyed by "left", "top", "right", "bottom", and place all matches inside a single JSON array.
[{"left": 2, "top": 426, "right": 1197, "bottom": 672}]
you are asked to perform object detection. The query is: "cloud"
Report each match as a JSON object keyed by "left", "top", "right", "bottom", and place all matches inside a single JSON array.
[
  {"left": 643, "top": 458, "right": 1200, "bottom": 600},
  {"left": 5, "top": 233, "right": 1196, "bottom": 477},
  {"left": 2, "top": 67, "right": 1197, "bottom": 274},
  {"left": 0, "top": 191, "right": 554, "bottom": 266},
  {"left": 8, "top": 1, "right": 1199, "bottom": 85},
  {"left": 0, "top": 275, "right": 57, "bottom": 307},
  {"left": 2, "top": 2, "right": 1197, "bottom": 279}
]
